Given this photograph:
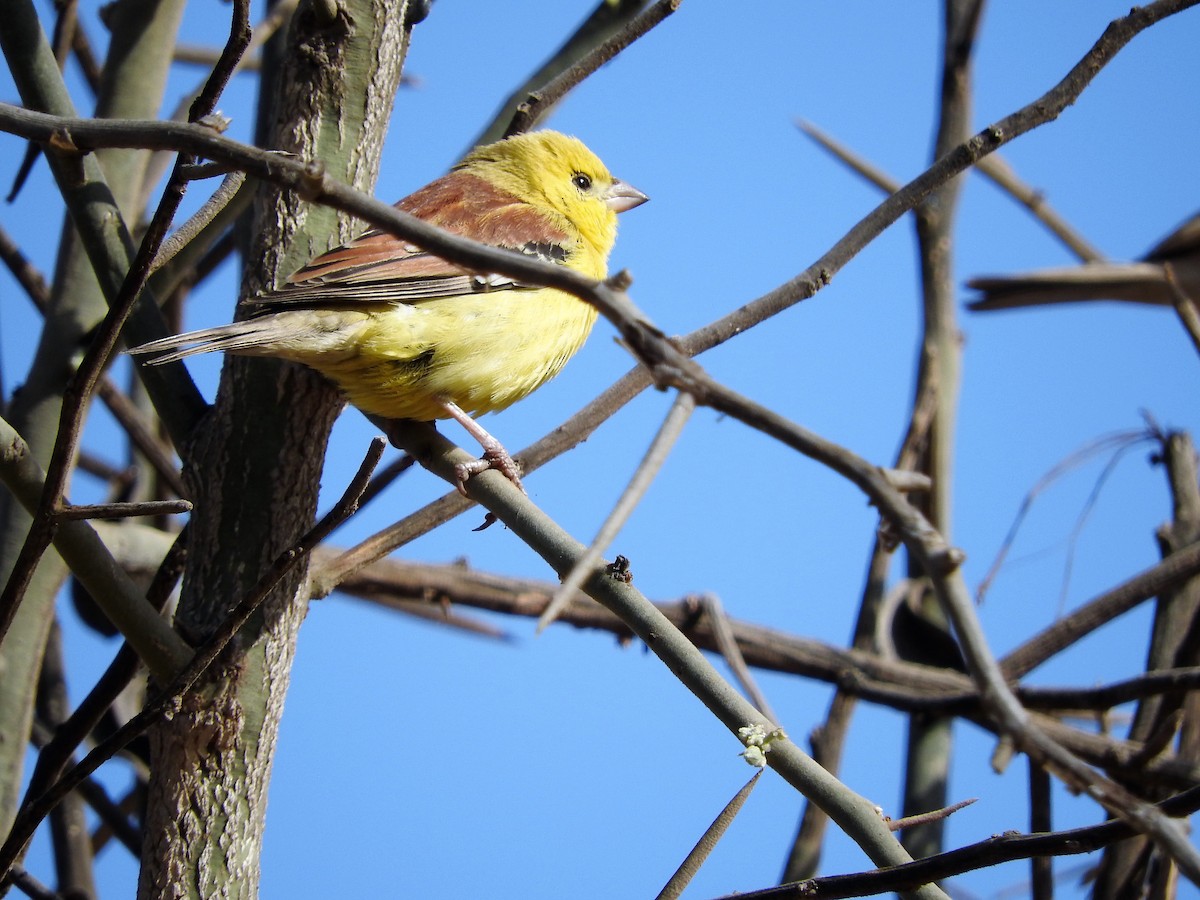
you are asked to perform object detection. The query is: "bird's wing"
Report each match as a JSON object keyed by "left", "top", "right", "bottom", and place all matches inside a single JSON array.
[{"left": 247, "top": 171, "right": 572, "bottom": 311}]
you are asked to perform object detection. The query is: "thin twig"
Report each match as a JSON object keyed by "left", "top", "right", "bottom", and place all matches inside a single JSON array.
[
  {"left": 1054, "top": 439, "right": 1146, "bottom": 615},
  {"left": 539, "top": 391, "right": 694, "bottom": 631},
  {"left": 94, "top": 379, "right": 188, "bottom": 499},
  {"left": 7, "top": 866, "right": 62, "bottom": 900},
  {"left": 796, "top": 119, "right": 901, "bottom": 193},
  {"left": 715, "top": 786, "right": 1200, "bottom": 900},
  {"left": 352, "top": 453, "right": 417, "bottom": 512},
  {"left": 1001, "top": 539, "right": 1200, "bottom": 679},
  {"left": 501, "top": 0, "right": 680, "bottom": 138},
  {"left": 976, "top": 429, "right": 1152, "bottom": 603},
  {"left": 28, "top": 720, "right": 141, "bottom": 855},
  {"left": 0, "top": 223, "right": 51, "bottom": 312},
  {"left": 698, "top": 594, "right": 780, "bottom": 723},
  {"left": 974, "top": 155, "right": 1106, "bottom": 263},
  {"left": 52, "top": 499, "right": 192, "bottom": 520},
  {"left": 148, "top": 171, "right": 246, "bottom": 275}
]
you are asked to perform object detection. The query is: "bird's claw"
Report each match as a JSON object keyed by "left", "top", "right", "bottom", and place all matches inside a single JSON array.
[{"left": 453, "top": 447, "right": 525, "bottom": 497}]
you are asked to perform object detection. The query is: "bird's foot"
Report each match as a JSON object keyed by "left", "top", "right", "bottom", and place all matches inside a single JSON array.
[
  {"left": 438, "top": 399, "right": 526, "bottom": 497},
  {"left": 453, "top": 445, "right": 525, "bottom": 497}
]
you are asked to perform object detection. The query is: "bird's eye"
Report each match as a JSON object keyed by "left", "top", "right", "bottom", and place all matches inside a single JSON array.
[{"left": 572, "top": 173, "right": 593, "bottom": 192}]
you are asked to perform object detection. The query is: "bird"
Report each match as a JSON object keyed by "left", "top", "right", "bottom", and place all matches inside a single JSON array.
[
  {"left": 131, "top": 130, "right": 648, "bottom": 492},
  {"left": 966, "top": 211, "right": 1200, "bottom": 311}
]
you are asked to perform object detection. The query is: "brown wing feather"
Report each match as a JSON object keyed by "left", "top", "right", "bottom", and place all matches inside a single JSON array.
[{"left": 252, "top": 172, "right": 574, "bottom": 310}]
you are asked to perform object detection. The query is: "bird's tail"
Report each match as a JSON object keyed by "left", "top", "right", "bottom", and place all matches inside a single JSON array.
[{"left": 128, "top": 317, "right": 305, "bottom": 365}]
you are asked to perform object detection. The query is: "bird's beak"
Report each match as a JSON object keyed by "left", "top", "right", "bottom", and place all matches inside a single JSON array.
[{"left": 605, "top": 179, "right": 649, "bottom": 213}]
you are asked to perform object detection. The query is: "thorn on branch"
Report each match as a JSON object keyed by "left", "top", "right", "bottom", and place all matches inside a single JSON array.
[
  {"left": 606, "top": 269, "right": 634, "bottom": 291},
  {"left": 886, "top": 797, "right": 978, "bottom": 832},
  {"left": 48, "top": 128, "right": 81, "bottom": 155}
]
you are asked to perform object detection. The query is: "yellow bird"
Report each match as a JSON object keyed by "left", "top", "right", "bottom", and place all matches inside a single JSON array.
[{"left": 132, "top": 131, "right": 647, "bottom": 490}]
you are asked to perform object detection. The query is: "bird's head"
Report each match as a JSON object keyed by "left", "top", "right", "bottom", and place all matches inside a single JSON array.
[{"left": 459, "top": 131, "right": 647, "bottom": 269}]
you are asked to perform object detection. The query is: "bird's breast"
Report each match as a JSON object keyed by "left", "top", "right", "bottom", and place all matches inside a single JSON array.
[{"left": 323, "top": 287, "right": 598, "bottom": 422}]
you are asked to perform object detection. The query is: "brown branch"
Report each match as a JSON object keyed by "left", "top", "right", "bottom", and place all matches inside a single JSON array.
[
  {"left": 795, "top": 119, "right": 902, "bottom": 193},
  {"left": 0, "top": 223, "right": 50, "bottom": 312},
  {"left": 52, "top": 500, "right": 191, "bottom": 521},
  {"left": 28, "top": 720, "right": 140, "bottom": 856},
  {"left": 148, "top": 171, "right": 246, "bottom": 276},
  {"left": 715, "top": 785, "right": 1200, "bottom": 900},
  {"left": 499, "top": 0, "right": 681, "bottom": 139},
  {"left": 331, "top": 556, "right": 1200, "bottom": 754},
  {"left": 1001, "top": 538, "right": 1200, "bottom": 679},
  {"left": 93, "top": 380, "right": 188, "bottom": 499}
]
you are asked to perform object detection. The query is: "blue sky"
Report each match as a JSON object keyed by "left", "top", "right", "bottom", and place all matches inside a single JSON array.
[{"left": 4, "top": 2, "right": 1200, "bottom": 898}]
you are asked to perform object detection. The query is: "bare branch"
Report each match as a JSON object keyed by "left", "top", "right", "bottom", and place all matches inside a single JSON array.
[
  {"left": 714, "top": 785, "right": 1200, "bottom": 900},
  {"left": 52, "top": 499, "right": 191, "bottom": 521},
  {"left": 540, "top": 391, "right": 694, "bottom": 631},
  {"left": 498, "top": 0, "right": 681, "bottom": 139}
]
